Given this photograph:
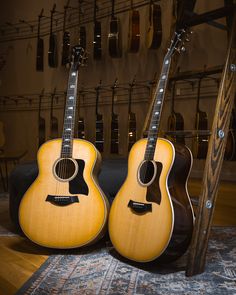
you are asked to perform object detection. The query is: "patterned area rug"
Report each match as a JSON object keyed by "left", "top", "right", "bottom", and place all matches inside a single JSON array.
[{"left": 17, "top": 227, "right": 236, "bottom": 295}]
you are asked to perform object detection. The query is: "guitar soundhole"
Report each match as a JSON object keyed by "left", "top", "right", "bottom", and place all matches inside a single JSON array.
[
  {"left": 138, "top": 160, "right": 157, "bottom": 186},
  {"left": 54, "top": 158, "right": 78, "bottom": 181}
]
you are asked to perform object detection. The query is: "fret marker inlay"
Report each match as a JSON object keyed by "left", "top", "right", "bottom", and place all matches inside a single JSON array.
[
  {"left": 69, "top": 96, "right": 74, "bottom": 100},
  {"left": 71, "top": 72, "right": 76, "bottom": 76},
  {"left": 70, "top": 85, "right": 75, "bottom": 89}
]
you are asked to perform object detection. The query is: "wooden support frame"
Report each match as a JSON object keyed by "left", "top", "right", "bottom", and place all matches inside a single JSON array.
[{"left": 186, "top": 9, "right": 236, "bottom": 276}]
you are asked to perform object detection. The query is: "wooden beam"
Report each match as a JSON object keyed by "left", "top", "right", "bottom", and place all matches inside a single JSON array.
[{"left": 186, "top": 9, "right": 236, "bottom": 276}]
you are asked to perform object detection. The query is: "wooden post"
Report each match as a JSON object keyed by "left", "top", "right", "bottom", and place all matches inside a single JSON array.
[{"left": 186, "top": 9, "right": 236, "bottom": 276}]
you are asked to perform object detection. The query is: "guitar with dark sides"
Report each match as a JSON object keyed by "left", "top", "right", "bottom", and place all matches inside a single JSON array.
[
  {"left": 19, "top": 46, "right": 109, "bottom": 249},
  {"left": 128, "top": 0, "right": 140, "bottom": 53},
  {"left": 93, "top": 0, "right": 102, "bottom": 60},
  {"left": 48, "top": 4, "right": 58, "bottom": 68},
  {"left": 61, "top": 1, "right": 71, "bottom": 66},
  {"left": 146, "top": 0, "right": 162, "bottom": 49},
  {"left": 109, "top": 30, "right": 194, "bottom": 263}
]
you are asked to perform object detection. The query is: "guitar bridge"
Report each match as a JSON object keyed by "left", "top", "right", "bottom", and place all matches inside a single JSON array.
[
  {"left": 128, "top": 200, "right": 152, "bottom": 213},
  {"left": 46, "top": 195, "right": 79, "bottom": 206}
]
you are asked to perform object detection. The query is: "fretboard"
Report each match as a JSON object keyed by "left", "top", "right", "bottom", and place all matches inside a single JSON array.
[
  {"left": 61, "top": 68, "right": 78, "bottom": 158},
  {"left": 144, "top": 55, "right": 172, "bottom": 160}
]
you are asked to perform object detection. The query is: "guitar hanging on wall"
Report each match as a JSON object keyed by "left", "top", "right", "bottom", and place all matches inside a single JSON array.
[
  {"left": 49, "top": 88, "right": 59, "bottom": 139},
  {"left": 146, "top": 0, "right": 162, "bottom": 49},
  {"left": 48, "top": 4, "right": 58, "bottom": 67},
  {"left": 127, "top": 77, "right": 137, "bottom": 151},
  {"left": 77, "top": 91, "right": 85, "bottom": 139},
  {"left": 95, "top": 80, "right": 104, "bottom": 152},
  {"left": 110, "top": 78, "right": 119, "bottom": 153},
  {"left": 61, "top": 1, "right": 71, "bottom": 66},
  {"left": 225, "top": 107, "right": 236, "bottom": 160},
  {"left": 127, "top": 0, "right": 140, "bottom": 53},
  {"left": 108, "top": 0, "right": 122, "bottom": 58},
  {"left": 192, "top": 77, "right": 209, "bottom": 159},
  {"left": 38, "top": 89, "right": 46, "bottom": 148},
  {"left": 19, "top": 46, "right": 109, "bottom": 249},
  {"left": 93, "top": 0, "right": 102, "bottom": 60},
  {"left": 36, "top": 8, "right": 44, "bottom": 71},
  {"left": 78, "top": 0, "right": 86, "bottom": 50},
  {"left": 109, "top": 29, "right": 194, "bottom": 263},
  {"left": 167, "top": 81, "right": 185, "bottom": 144}
]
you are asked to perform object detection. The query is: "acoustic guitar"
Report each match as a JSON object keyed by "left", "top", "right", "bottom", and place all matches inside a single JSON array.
[
  {"left": 146, "top": 1, "right": 162, "bottom": 49},
  {"left": 36, "top": 9, "right": 44, "bottom": 71},
  {"left": 108, "top": 0, "right": 122, "bottom": 58},
  {"left": 61, "top": 1, "right": 70, "bottom": 66},
  {"left": 127, "top": 0, "right": 140, "bottom": 53},
  {"left": 49, "top": 88, "right": 59, "bottom": 139},
  {"left": 110, "top": 79, "right": 119, "bottom": 153},
  {"left": 95, "top": 80, "right": 104, "bottom": 152},
  {"left": 48, "top": 4, "right": 58, "bottom": 67},
  {"left": 78, "top": 0, "right": 86, "bottom": 50},
  {"left": 93, "top": 0, "right": 102, "bottom": 60},
  {"left": 109, "top": 30, "right": 194, "bottom": 263},
  {"left": 127, "top": 77, "right": 137, "bottom": 151},
  {"left": 38, "top": 89, "right": 46, "bottom": 148},
  {"left": 19, "top": 46, "right": 109, "bottom": 249},
  {"left": 167, "top": 81, "right": 185, "bottom": 144},
  {"left": 192, "top": 78, "right": 208, "bottom": 159}
]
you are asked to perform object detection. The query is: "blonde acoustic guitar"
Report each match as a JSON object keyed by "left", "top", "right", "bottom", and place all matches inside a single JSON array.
[
  {"left": 109, "top": 30, "right": 194, "bottom": 263},
  {"left": 19, "top": 46, "right": 109, "bottom": 249}
]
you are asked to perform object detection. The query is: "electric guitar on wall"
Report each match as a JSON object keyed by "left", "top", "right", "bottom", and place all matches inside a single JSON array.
[
  {"left": 192, "top": 78, "right": 208, "bottom": 159},
  {"left": 108, "top": 0, "right": 122, "bottom": 58},
  {"left": 167, "top": 81, "right": 185, "bottom": 144},
  {"left": 61, "top": 1, "right": 70, "bottom": 66},
  {"left": 146, "top": 0, "right": 162, "bottom": 49},
  {"left": 38, "top": 89, "right": 46, "bottom": 148},
  {"left": 127, "top": 0, "right": 140, "bottom": 53},
  {"left": 49, "top": 88, "right": 59, "bottom": 139},
  {"left": 109, "top": 30, "right": 194, "bottom": 263},
  {"left": 19, "top": 46, "right": 109, "bottom": 249},
  {"left": 95, "top": 80, "right": 104, "bottom": 152},
  {"left": 110, "top": 78, "right": 119, "bottom": 153},
  {"left": 48, "top": 4, "right": 58, "bottom": 67},
  {"left": 93, "top": 0, "right": 102, "bottom": 60},
  {"left": 127, "top": 77, "right": 137, "bottom": 151},
  {"left": 36, "top": 9, "right": 44, "bottom": 71}
]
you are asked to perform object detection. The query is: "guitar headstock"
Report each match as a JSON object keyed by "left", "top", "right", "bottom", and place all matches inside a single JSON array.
[
  {"left": 167, "top": 28, "right": 192, "bottom": 57},
  {"left": 71, "top": 46, "right": 86, "bottom": 69}
]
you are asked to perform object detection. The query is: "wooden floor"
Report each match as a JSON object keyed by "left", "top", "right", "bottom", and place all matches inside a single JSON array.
[{"left": 0, "top": 178, "right": 235, "bottom": 295}]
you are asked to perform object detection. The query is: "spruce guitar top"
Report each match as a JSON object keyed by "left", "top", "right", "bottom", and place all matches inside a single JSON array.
[
  {"left": 19, "top": 46, "right": 109, "bottom": 249},
  {"left": 109, "top": 30, "right": 194, "bottom": 263}
]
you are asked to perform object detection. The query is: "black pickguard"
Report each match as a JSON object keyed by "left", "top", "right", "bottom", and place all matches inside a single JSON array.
[{"left": 69, "top": 159, "right": 88, "bottom": 195}]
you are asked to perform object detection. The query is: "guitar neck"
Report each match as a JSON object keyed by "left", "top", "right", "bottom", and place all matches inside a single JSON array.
[
  {"left": 145, "top": 55, "right": 172, "bottom": 160},
  {"left": 61, "top": 68, "right": 79, "bottom": 158}
]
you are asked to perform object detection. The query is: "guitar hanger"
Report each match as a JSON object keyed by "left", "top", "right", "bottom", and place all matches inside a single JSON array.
[{"left": 19, "top": 19, "right": 34, "bottom": 32}]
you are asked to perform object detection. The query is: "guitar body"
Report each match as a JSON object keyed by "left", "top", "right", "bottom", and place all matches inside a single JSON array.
[
  {"left": 48, "top": 34, "right": 58, "bottom": 67},
  {"left": 128, "top": 10, "right": 140, "bottom": 53},
  {"left": 110, "top": 113, "right": 119, "bottom": 153},
  {"left": 95, "top": 113, "right": 104, "bottom": 152},
  {"left": 93, "top": 21, "right": 102, "bottom": 60},
  {"left": 108, "top": 17, "right": 122, "bottom": 58},
  {"left": 167, "top": 112, "right": 185, "bottom": 144},
  {"left": 146, "top": 4, "right": 162, "bottom": 49},
  {"left": 109, "top": 138, "right": 194, "bottom": 262},
  {"left": 193, "top": 110, "right": 208, "bottom": 159},
  {"left": 19, "top": 139, "right": 109, "bottom": 249},
  {"left": 36, "top": 37, "right": 44, "bottom": 71},
  {"left": 61, "top": 31, "right": 70, "bottom": 66},
  {"left": 128, "top": 112, "right": 136, "bottom": 151}
]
